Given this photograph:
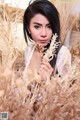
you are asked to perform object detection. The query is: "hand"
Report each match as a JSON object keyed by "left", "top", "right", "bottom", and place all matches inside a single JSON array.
[{"left": 38, "top": 59, "right": 54, "bottom": 80}]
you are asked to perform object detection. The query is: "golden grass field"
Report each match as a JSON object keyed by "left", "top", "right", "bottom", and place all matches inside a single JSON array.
[{"left": 0, "top": 1, "right": 80, "bottom": 120}]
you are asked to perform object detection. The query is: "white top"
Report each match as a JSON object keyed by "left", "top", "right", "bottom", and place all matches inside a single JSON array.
[
  {"left": 55, "top": 45, "right": 71, "bottom": 77},
  {"left": 25, "top": 45, "right": 71, "bottom": 77}
]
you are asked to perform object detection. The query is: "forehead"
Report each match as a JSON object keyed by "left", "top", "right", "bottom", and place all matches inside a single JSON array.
[{"left": 30, "top": 13, "right": 50, "bottom": 24}]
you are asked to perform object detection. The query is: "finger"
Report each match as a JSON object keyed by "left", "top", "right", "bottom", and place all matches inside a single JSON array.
[
  {"left": 40, "top": 64, "right": 53, "bottom": 76},
  {"left": 40, "top": 64, "right": 48, "bottom": 72},
  {"left": 38, "top": 67, "right": 47, "bottom": 79},
  {"left": 41, "top": 61, "right": 53, "bottom": 71}
]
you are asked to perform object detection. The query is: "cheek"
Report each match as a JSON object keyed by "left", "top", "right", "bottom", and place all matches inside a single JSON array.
[
  {"left": 48, "top": 32, "right": 53, "bottom": 39},
  {"left": 30, "top": 32, "right": 38, "bottom": 41},
  {"left": 28, "top": 27, "right": 37, "bottom": 39}
]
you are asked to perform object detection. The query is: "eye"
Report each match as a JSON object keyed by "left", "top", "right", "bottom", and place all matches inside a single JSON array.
[
  {"left": 34, "top": 25, "right": 40, "bottom": 29},
  {"left": 47, "top": 24, "right": 52, "bottom": 29}
]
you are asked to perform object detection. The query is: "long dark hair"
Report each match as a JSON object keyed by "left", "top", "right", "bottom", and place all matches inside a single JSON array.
[{"left": 23, "top": 0, "right": 61, "bottom": 67}]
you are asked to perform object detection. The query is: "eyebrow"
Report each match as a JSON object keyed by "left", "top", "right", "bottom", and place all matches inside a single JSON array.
[{"left": 33, "top": 22, "right": 50, "bottom": 26}]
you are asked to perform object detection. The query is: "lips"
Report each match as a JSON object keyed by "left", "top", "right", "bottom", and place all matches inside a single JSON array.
[{"left": 39, "top": 40, "right": 47, "bottom": 44}]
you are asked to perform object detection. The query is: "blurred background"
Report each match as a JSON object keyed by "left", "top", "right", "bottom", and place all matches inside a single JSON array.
[
  {"left": 0, "top": 0, "right": 80, "bottom": 50},
  {"left": 0, "top": 0, "right": 80, "bottom": 66}
]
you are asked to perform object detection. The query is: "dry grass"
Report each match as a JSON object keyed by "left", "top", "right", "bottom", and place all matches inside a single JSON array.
[
  {"left": 0, "top": 53, "right": 80, "bottom": 120},
  {"left": 52, "top": 0, "right": 80, "bottom": 56},
  {"left": 0, "top": 1, "right": 80, "bottom": 120},
  {"left": 52, "top": 0, "right": 76, "bottom": 43}
]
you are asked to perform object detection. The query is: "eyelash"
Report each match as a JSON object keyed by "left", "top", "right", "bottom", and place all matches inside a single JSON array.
[
  {"left": 34, "top": 25, "right": 52, "bottom": 29},
  {"left": 34, "top": 25, "right": 40, "bottom": 29},
  {"left": 47, "top": 25, "right": 51, "bottom": 29}
]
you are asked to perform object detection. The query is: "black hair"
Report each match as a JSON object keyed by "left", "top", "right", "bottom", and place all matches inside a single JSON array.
[{"left": 23, "top": 0, "right": 61, "bottom": 68}]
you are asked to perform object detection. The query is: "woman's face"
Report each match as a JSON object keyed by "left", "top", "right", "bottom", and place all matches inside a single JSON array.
[{"left": 28, "top": 13, "right": 53, "bottom": 47}]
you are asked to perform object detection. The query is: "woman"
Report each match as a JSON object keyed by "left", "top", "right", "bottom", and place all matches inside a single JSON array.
[{"left": 23, "top": 0, "right": 71, "bottom": 79}]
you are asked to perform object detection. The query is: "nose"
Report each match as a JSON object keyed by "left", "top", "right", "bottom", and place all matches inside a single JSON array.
[{"left": 41, "top": 28, "right": 47, "bottom": 37}]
